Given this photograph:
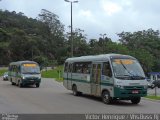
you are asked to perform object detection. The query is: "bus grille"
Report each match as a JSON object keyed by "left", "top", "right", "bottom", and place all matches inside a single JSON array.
[{"left": 124, "top": 86, "right": 143, "bottom": 90}]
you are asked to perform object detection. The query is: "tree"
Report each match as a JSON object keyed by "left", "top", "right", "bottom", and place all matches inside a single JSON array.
[
  {"left": 38, "top": 9, "right": 66, "bottom": 64},
  {"left": 118, "top": 29, "right": 160, "bottom": 72},
  {"left": 66, "top": 28, "right": 89, "bottom": 57}
]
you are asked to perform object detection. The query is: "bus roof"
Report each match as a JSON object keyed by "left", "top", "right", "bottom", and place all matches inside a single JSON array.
[
  {"left": 9, "top": 61, "right": 38, "bottom": 66},
  {"left": 65, "top": 54, "right": 136, "bottom": 63}
]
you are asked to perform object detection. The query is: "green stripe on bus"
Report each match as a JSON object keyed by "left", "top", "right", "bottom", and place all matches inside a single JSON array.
[
  {"left": 100, "top": 82, "right": 113, "bottom": 86},
  {"left": 64, "top": 78, "right": 113, "bottom": 86},
  {"left": 72, "top": 79, "right": 90, "bottom": 83},
  {"left": 64, "top": 78, "right": 90, "bottom": 83}
]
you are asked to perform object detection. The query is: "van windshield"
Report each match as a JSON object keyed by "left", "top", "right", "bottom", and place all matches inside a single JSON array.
[
  {"left": 111, "top": 59, "right": 145, "bottom": 80},
  {"left": 21, "top": 63, "right": 40, "bottom": 74}
]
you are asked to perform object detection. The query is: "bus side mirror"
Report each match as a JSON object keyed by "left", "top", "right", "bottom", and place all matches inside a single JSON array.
[{"left": 40, "top": 66, "right": 43, "bottom": 71}]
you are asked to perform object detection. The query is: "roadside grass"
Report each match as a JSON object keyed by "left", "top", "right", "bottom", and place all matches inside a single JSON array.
[
  {"left": 145, "top": 95, "right": 160, "bottom": 100},
  {"left": 0, "top": 69, "right": 8, "bottom": 76},
  {"left": 41, "top": 66, "right": 63, "bottom": 82}
]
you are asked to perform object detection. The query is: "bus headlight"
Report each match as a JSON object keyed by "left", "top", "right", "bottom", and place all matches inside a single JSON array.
[
  {"left": 22, "top": 76, "right": 25, "bottom": 80},
  {"left": 116, "top": 85, "right": 124, "bottom": 89},
  {"left": 144, "top": 85, "right": 148, "bottom": 89}
]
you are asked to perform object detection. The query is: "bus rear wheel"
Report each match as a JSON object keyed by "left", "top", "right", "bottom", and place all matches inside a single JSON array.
[
  {"left": 11, "top": 80, "right": 16, "bottom": 85},
  {"left": 102, "top": 91, "right": 112, "bottom": 104},
  {"left": 11, "top": 82, "right": 16, "bottom": 85},
  {"left": 131, "top": 97, "right": 141, "bottom": 104},
  {"left": 72, "top": 85, "right": 80, "bottom": 96}
]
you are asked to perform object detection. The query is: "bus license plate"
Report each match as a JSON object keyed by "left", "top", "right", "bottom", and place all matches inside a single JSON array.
[{"left": 132, "top": 90, "right": 138, "bottom": 94}]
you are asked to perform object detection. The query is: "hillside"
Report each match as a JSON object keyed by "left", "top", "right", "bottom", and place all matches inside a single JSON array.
[{"left": 0, "top": 9, "right": 160, "bottom": 72}]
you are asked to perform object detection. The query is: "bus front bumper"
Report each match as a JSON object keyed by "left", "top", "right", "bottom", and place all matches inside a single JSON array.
[
  {"left": 22, "top": 78, "right": 41, "bottom": 85},
  {"left": 114, "top": 86, "right": 147, "bottom": 99}
]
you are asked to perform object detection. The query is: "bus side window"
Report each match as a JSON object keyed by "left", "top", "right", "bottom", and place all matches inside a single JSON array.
[
  {"left": 11, "top": 65, "right": 14, "bottom": 71},
  {"left": 82, "top": 62, "right": 91, "bottom": 74},
  {"left": 14, "top": 66, "right": 18, "bottom": 73},
  {"left": 13, "top": 65, "right": 16, "bottom": 72},
  {"left": 78, "top": 63, "right": 83, "bottom": 73},
  {"left": 102, "top": 62, "right": 112, "bottom": 77},
  {"left": 64, "top": 62, "right": 68, "bottom": 72},
  {"left": 9, "top": 66, "right": 12, "bottom": 71},
  {"left": 18, "top": 66, "right": 21, "bottom": 73},
  {"left": 74, "top": 63, "right": 79, "bottom": 73},
  {"left": 74, "top": 63, "right": 82, "bottom": 73},
  {"left": 68, "top": 64, "right": 73, "bottom": 73}
]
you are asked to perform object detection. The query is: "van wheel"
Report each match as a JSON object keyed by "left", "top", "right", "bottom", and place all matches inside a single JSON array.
[
  {"left": 131, "top": 97, "right": 141, "bottom": 104},
  {"left": 72, "top": 85, "right": 79, "bottom": 96},
  {"left": 102, "top": 91, "right": 112, "bottom": 104}
]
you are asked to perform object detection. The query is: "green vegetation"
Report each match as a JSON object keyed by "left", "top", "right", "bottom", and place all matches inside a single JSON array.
[
  {"left": 41, "top": 66, "right": 63, "bottom": 82},
  {"left": 145, "top": 96, "right": 160, "bottom": 100},
  {"left": 0, "top": 69, "right": 8, "bottom": 76},
  {"left": 0, "top": 9, "right": 160, "bottom": 73}
]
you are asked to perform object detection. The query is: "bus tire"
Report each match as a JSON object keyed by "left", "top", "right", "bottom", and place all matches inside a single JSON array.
[
  {"left": 11, "top": 82, "right": 15, "bottom": 85},
  {"left": 72, "top": 85, "right": 79, "bottom": 96},
  {"left": 131, "top": 97, "right": 141, "bottom": 104},
  {"left": 150, "top": 84, "right": 155, "bottom": 89},
  {"left": 18, "top": 80, "right": 23, "bottom": 88},
  {"left": 36, "top": 83, "right": 40, "bottom": 88},
  {"left": 102, "top": 91, "right": 112, "bottom": 104},
  {"left": 11, "top": 79, "right": 15, "bottom": 85}
]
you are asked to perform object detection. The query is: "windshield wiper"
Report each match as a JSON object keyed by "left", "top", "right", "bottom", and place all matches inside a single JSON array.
[
  {"left": 115, "top": 75, "right": 131, "bottom": 80},
  {"left": 115, "top": 75, "right": 145, "bottom": 80},
  {"left": 116, "top": 74, "right": 130, "bottom": 77},
  {"left": 118, "top": 60, "right": 145, "bottom": 79},
  {"left": 130, "top": 75, "right": 145, "bottom": 79},
  {"left": 22, "top": 72, "right": 40, "bottom": 74},
  {"left": 33, "top": 72, "right": 40, "bottom": 74},
  {"left": 119, "top": 60, "right": 134, "bottom": 76}
]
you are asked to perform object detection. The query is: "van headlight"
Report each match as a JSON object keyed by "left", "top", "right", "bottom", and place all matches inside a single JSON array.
[{"left": 116, "top": 85, "right": 124, "bottom": 89}]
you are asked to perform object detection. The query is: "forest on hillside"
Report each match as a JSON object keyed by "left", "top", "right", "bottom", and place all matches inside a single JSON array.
[{"left": 0, "top": 9, "right": 160, "bottom": 73}]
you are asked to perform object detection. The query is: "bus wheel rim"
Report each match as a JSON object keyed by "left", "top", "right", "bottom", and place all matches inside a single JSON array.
[
  {"left": 73, "top": 87, "right": 76, "bottom": 95},
  {"left": 104, "top": 94, "right": 109, "bottom": 102}
]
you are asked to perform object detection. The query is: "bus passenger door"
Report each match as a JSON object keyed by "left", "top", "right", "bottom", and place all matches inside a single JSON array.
[
  {"left": 67, "top": 63, "right": 73, "bottom": 90},
  {"left": 91, "top": 63, "right": 101, "bottom": 96},
  {"left": 12, "top": 65, "right": 17, "bottom": 83}
]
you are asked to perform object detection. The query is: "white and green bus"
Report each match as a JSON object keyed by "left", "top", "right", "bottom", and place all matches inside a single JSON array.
[
  {"left": 8, "top": 61, "right": 41, "bottom": 88},
  {"left": 63, "top": 54, "right": 148, "bottom": 104}
]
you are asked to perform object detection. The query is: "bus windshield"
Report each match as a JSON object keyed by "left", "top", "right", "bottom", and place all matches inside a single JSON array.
[
  {"left": 21, "top": 63, "right": 40, "bottom": 74},
  {"left": 111, "top": 59, "right": 145, "bottom": 80}
]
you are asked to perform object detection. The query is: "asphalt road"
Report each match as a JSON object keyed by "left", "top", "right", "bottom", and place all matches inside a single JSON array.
[{"left": 0, "top": 78, "right": 160, "bottom": 114}]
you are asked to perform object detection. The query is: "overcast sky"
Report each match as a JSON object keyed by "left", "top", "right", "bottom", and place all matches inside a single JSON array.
[{"left": 0, "top": 0, "right": 160, "bottom": 41}]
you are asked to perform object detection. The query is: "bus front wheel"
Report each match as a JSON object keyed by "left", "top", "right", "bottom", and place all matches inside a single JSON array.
[
  {"left": 102, "top": 91, "right": 112, "bottom": 104},
  {"left": 72, "top": 85, "right": 79, "bottom": 96},
  {"left": 131, "top": 97, "right": 141, "bottom": 104},
  {"left": 36, "top": 83, "right": 40, "bottom": 88},
  {"left": 18, "top": 80, "right": 23, "bottom": 88}
]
